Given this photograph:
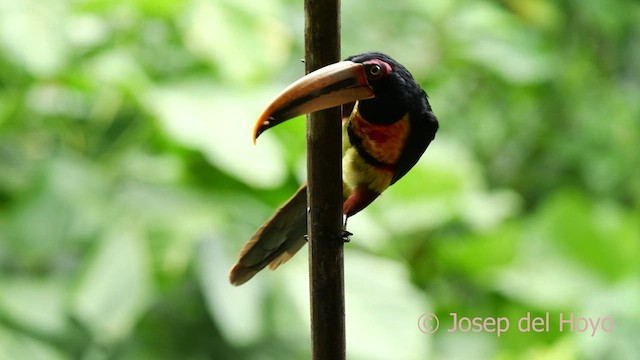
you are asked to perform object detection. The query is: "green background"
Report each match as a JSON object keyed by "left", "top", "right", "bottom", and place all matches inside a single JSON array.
[{"left": 0, "top": 0, "right": 638, "bottom": 359}]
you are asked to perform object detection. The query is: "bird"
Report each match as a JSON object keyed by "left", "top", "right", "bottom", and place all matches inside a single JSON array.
[{"left": 229, "top": 52, "right": 438, "bottom": 285}]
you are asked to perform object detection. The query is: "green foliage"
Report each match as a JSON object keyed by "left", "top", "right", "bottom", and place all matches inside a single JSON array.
[{"left": 1, "top": 0, "right": 638, "bottom": 359}]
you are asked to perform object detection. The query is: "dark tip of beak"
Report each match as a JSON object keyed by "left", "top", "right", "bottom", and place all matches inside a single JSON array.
[
  {"left": 251, "top": 60, "right": 375, "bottom": 143},
  {"left": 253, "top": 117, "right": 276, "bottom": 144}
]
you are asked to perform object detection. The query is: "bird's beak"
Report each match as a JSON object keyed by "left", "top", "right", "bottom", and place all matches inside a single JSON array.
[{"left": 252, "top": 61, "right": 375, "bottom": 143}]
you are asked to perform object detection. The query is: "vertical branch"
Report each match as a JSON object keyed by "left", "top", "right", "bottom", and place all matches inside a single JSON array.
[{"left": 304, "top": 0, "right": 344, "bottom": 359}]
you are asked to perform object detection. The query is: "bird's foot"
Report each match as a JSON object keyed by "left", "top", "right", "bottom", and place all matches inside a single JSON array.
[
  {"left": 303, "top": 214, "right": 352, "bottom": 242},
  {"left": 340, "top": 229, "right": 352, "bottom": 243},
  {"left": 305, "top": 232, "right": 351, "bottom": 242},
  {"left": 341, "top": 214, "right": 352, "bottom": 242}
]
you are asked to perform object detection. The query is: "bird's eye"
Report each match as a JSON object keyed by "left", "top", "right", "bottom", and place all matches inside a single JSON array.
[{"left": 369, "top": 64, "right": 382, "bottom": 76}]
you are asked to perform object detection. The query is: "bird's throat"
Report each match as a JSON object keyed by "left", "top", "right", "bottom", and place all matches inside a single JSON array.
[
  {"left": 347, "top": 105, "right": 411, "bottom": 167},
  {"left": 357, "top": 97, "right": 406, "bottom": 125}
]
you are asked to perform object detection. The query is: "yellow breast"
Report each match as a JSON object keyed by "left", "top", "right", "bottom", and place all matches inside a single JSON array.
[{"left": 341, "top": 103, "right": 411, "bottom": 195}]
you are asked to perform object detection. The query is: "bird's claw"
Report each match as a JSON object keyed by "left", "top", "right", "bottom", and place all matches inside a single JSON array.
[
  {"left": 340, "top": 229, "right": 352, "bottom": 243},
  {"left": 305, "top": 232, "right": 351, "bottom": 243}
]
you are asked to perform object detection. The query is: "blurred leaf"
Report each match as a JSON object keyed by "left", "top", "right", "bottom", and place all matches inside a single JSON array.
[
  {"left": 0, "top": 0, "right": 70, "bottom": 76},
  {"left": 0, "top": 277, "right": 67, "bottom": 336},
  {"left": 438, "top": 221, "right": 520, "bottom": 278},
  {"left": 3, "top": 156, "right": 104, "bottom": 264},
  {"left": 496, "top": 247, "right": 600, "bottom": 310},
  {"left": 196, "top": 235, "right": 266, "bottom": 345},
  {"left": 181, "top": 0, "right": 292, "bottom": 83},
  {"left": 449, "top": 2, "right": 555, "bottom": 83},
  {"left": 0, "top": 324, "right": 65, "bottom": 360},
  {"left": 72, "top": 227, "right": 152, "bottom": 343},
  {"left": 145, "top": 83, "right": 288, "bottom": 188},
  {"left": 532, "top": 191, "right": 639, "bottom": 279},
  {"left": 343, "top": 252, "right": 432, "bottom": 360}
]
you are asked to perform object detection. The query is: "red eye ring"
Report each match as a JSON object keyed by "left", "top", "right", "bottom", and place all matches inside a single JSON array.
[{"left": 363, "top": 60, "right": 391, "bottom": 79}]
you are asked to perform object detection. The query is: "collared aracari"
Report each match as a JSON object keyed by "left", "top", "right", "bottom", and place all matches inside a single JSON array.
[{"left": 229, "top": 52, "right": 438, "bottom": 285}]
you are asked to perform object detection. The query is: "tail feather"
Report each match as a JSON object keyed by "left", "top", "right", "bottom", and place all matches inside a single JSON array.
[{"left": 229, "top": 185, "right": 308, "bottom": 286}]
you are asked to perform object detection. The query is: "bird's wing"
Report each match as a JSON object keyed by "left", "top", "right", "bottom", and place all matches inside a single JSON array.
[{"left": 391, "top": 96, "right": 438, "bottom": 185}]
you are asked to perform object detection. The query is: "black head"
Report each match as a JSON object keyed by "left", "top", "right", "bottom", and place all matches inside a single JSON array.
[{"left": 345, "top": 52, "right": 428, "bottom": 125}]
